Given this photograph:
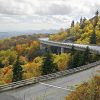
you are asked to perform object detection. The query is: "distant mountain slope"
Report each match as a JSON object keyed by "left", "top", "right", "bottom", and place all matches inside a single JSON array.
[{"left": 0, "top": 29, "right": 58, "bottom": 39}]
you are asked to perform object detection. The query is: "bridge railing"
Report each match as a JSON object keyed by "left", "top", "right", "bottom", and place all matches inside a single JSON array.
[
  {"left": 0, "top": 60, "right": 100, "bottom": 92},
  {"left": 40, "top": 40, "right": 100, "bottom": 54}
]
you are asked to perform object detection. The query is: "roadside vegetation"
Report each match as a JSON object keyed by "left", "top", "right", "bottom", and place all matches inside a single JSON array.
[{"left": 66, "top": 75, "right": 100, "bottom": 100}]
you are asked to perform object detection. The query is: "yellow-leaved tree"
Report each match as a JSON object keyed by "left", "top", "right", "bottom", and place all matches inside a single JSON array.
[
  {"left": 22, "top": 57, "right": 43, "bottom": 79},
  {"left": 66, "top": 75, "right": 100, "bottom": 100},
  {"left": 0, "top": 65, "right": 13, "bottom": 85},
  {"left": 53, "top": 53, "right": 71, "bottom": 71},
  {"left": 49, "top": 29, "right": 69, "bottom": 41}
]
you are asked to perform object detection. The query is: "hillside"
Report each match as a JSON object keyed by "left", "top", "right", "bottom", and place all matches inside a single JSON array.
[{"left": 49, "top": 11, "right": 100, "bottom": 45}]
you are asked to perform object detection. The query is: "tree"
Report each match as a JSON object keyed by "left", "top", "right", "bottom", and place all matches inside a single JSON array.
[
  {"left": 53, "top": 53, "right": 71, "bottom": 71},
  {"left": 71, "top": 45, "right": 75, "bottom": 55},
  {"left": 82, "top": 47, "right": 90, "bottom": 65},
  {"left": 71, "top": 20, "right": 74, "bottom": 27},
  {"left": 27, "top": 47, "right": 39, "bottom": 61},
  {"left": 90, "top": 30, "right": 97, "bottom": 44},
  {"left": 80, "top": 17, "right": 83, "bottom": 23},
  {"left": 22, "top": 57, "right": 43, "bottom": 79},
  {"left": 78, "top": 52, "right": 86, "bottom": 66},
  {"left": 71, "top": 51, "right": 80, "bottom": 68},
  {"left": 66, "top": 75, "right": 100, "bottom": 100},
  {"left": 95, "top": 10, "right": 99, "bottom": 16},
  {"left": 71, "top": 47, "right": 90, "bottom": 68},
  {"left": 93, "top": 10, "right": 99, "bottom": 28},
  {"left": 0, "top": 65, "right": 13, "bottom": 84},
  {"left": 80, "top": 17, "right": 86, "bottom": 29},
  {"left": 0, "top": 58, "right": 4, "bottom": 68},
  {"left": 12, "top": 56, "right": 23, "bottom": 82},
  {"left": 83, "top": 17, "right": 86, "bottom": 22},
  {"left": 42, "top": 51, "right": 58, "bottom": 75}
]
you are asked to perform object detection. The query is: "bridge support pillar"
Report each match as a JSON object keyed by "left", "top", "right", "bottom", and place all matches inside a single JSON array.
[
  {"left": 61, "top": 48, "right": 64, "bottom": 53},
  {"left": 40, "top": 43, "right": 46, "bottom": 50},
  {"left": 57, "top": 48, "right": 60, "bottom": 54}
]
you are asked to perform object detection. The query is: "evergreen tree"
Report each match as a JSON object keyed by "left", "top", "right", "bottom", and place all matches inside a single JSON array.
[
  {"left": 71, "top": 45, "right": 75, "bottom": 55},
  {"left": 12, "top": 56, "right": 23, "bottom": 82},
  {"left": 0, "top": 58, "right": 4, "bottom": 68},
  {"left": 93, "top": 10, "right": 99, "bottom": 28},
  {"left": 79, "top": 17, "right": 86, "bottom": 29},
  {"left": 90, "top": 30, "right": 97, "bottom": 44},
  {"left": 83, "top": 17, "right": 86, "bottom": 22},
  {"left": 95, "top": 10, "right": 99, "bottom": 16},
  {"left": 77, "top": 52, "right": 84, "bottom": 66},
  {"left": 80, "top": 17, "right": 83, "bottom": 23},
  {"left": 42, "top": 51, "right": 58, "bottom": 75},
  {"left": 71, "top": 20, "right": 74, "bottom": 27},
  {"left": 71, "top": 47, "right": 90, "bottom": 68},
  {"left": 82, "top": 47, "right": 90, "bottom": 65},
  {"left": 71, "top": 51, "right": 80, "bottom": 68}
]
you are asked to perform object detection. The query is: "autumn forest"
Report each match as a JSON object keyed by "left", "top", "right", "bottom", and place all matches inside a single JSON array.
[{"left": 0, "top": 11, "right": 100, "bottom": 89}]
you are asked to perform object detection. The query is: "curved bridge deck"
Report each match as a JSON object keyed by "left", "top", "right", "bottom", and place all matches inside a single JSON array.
[{"left": 39, "top": 38, "right": 100, "bottom": 55}]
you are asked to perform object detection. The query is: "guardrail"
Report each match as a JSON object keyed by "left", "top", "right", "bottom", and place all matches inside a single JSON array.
[{"left": 0, "top": 60, "right": 100, "bottom": 92}]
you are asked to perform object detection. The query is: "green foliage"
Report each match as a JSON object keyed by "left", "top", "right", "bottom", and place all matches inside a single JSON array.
[
  {"left": 90, "top": 30, "right": 97, "bottom": 44},
  {"left": 53, "top": 53, "right": 71, "bottom": 71},
  {"left": 0, "top": 34, "right": 48, "bottom": 50},
  {"left": 71, "top": 51, "right": 81, "bottom": 68},
  {"left": 71, "top": 47, "right": 90, "bottom": 68},
  {"left": 49, "top": 29, "right": 69, "bottom": 41},
  {"left": 82, "top": 47, "right": 90, "bottom": 65},
  {"left": 0, "top": 58, "right": 5, "bottom": 68},
  {"left": 27, "top": 47, "right": 40, "bottom": 61},
  {"left": 71, "top": 45, "right": 75, "bottom": 55},
  {"left": 0, "top": 50, "right": 17, "bottom": 67},
  {"left": 71, "top": 20, "right": 74, "bottom": 27},
  {"left": 12, "top": 56, "right": 23, "bottom": 82},
  {"left": 42, "top": 51, "right": 58, "bottom": 75}
]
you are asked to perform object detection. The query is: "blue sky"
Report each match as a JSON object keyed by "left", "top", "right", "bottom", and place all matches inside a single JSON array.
[{"left": 0, "top": 0, "right": 100, "bottom": 32}]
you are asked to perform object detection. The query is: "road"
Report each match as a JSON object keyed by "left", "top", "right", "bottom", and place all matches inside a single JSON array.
[
  {"left": 39, "top": 38, "right": 100, "bottom": 54},
  {"left": 0, "top": 65, "right": 100, "bottom": 100}
]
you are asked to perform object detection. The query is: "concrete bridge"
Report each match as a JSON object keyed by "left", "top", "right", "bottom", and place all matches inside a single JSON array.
[{"left": 39, "top": 38, "right": 100, "bottom": 55}]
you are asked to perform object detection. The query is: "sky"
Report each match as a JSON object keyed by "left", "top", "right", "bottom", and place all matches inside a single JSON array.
[{"left": 0, "top": 0, "right": 100, "bottom": 32}]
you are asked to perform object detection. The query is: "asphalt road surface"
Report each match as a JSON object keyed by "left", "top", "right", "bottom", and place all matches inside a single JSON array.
[{"left": 0, "top": 65, "right": 100, "bottom": 100}]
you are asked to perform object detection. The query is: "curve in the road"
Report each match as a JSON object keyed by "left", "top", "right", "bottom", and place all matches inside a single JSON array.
[{"left": 39, "top": 38, "right": 100, "bottom": 55}]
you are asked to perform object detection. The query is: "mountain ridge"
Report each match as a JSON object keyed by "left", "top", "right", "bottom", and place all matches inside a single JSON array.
[{"left": 0, "top": 29, "right": 58, "bottom": 39}]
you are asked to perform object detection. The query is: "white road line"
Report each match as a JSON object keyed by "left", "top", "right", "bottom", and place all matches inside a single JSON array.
[{"left": 39, "top": 82, "right": 75, "bottom": 91}]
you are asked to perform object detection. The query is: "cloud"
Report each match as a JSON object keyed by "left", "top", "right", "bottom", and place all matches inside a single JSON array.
[
  {"left": 0, "top": 0, "right": 100, "bottom": 31},
  {"left": 35, "top": 4, "right": 72, "bottom": 15},
  {"left": 89, "top": 3, "right": 100, "bottom": 15},
  {"left": 0, "top": 0, "right": 36, "bottom": 15}
]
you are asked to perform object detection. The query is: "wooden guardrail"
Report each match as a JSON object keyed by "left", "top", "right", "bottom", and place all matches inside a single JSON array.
[{"left": 0, "top": 60, "right": 100, "bottom": 92}]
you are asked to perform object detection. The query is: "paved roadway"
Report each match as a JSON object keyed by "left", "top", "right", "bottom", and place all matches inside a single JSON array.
[
  {"left": 39, "top": 38, "right": 100, "bottom": 54},
  {"left": 0, "top": 65, "right": 100, "bottom": 100}
]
